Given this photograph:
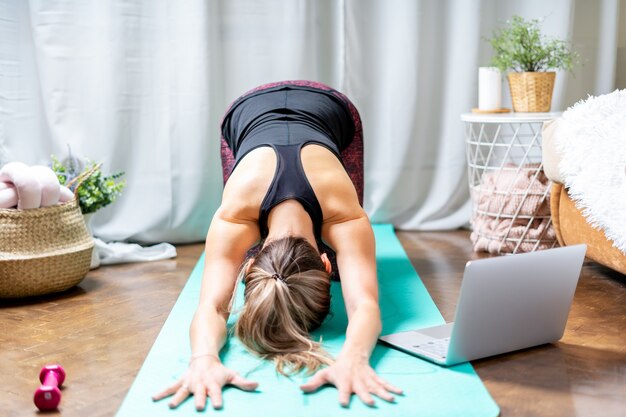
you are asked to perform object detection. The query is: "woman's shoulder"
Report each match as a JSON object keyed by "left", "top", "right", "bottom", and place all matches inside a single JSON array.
[
  {"left": 300, "top": 145, "right": 364, "bottom": 223},
  {"left": 221, "top": 147, "right": 277, "bottom": 221}
]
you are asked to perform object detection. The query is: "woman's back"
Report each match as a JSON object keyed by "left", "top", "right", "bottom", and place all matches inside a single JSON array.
[
  {"left": 218, "top": 84, "right": 364, "bottom": 243},
  {"left": 219, "top": 144, "right": 363, "bottom": 240}
]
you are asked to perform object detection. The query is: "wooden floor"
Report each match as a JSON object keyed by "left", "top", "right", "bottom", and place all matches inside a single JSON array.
[{"left": 1, "top": 230, "right": 625, "bottom": 417}]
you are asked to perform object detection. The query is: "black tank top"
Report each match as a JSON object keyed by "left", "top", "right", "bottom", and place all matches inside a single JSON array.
[{"left": 221, "top": 85, "right": 355, "bottom": 240}]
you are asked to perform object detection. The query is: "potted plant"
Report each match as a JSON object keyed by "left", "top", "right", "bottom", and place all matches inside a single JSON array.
[
  {"left": 488, "top": 15, "right": 579, "bottom": 112},
  {"left": 51, "top": 153, "right": 126, "bottom": 268}
]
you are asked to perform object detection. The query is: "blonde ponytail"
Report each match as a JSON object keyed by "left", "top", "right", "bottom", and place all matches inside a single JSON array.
[{"left": 234, "top": 236, "right": 333, "bottom": 375}]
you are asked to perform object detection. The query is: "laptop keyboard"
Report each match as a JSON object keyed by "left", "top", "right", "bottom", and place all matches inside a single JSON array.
[{"left": 413, "top": 337, "right": 450, "bottom": 358}]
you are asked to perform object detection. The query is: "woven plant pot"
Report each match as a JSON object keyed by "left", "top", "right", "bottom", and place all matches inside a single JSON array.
[
  {"left": 0, "top": 177, "right": 95, "bottom": 298},
  {"left": 508, "top": 72, "right": 556, "bottom": 112}
]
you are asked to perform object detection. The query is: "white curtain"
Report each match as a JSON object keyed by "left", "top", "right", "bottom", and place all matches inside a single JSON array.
[{"left": 0, "top": 0, "right": 623, "bottom": 243}]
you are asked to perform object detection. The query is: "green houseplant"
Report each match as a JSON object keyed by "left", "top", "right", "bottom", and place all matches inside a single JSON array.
[
  {"left": 488, "top": 15, "right": 579, "bottom": 112},
  {"left": 51, "top": 153, "right": 125, "bottom": 269},
  {"left": 51, "top": 155, "right": 125, "bottom": 215}
]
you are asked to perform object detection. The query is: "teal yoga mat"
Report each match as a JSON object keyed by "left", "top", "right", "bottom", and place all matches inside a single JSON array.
[{"left": 116, "top": 224, "right": 499, "bottom": 417}]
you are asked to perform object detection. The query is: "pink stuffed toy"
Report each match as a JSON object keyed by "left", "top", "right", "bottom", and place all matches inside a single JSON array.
[{"left": 0, "top": 162, "right": 73, "bottom": 209}]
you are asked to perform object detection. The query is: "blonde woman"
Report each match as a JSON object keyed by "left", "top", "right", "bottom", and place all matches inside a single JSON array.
[{"left": 153, "top": 81, "right": 402, "bottom": 411}]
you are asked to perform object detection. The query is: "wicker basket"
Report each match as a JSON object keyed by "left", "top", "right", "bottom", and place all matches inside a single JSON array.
[
  {"left": 508, "top": 72, "right": 556, "bottom": 112},
  {"left": 0, "top": 176, "right": 94, "bottom": 298},
  {"left": 463, "top": 116, "right": 558, "bottom": 255}
]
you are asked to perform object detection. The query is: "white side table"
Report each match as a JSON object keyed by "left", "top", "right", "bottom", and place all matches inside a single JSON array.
[{"left": 460, "top": 112, "right": 561, "bottom": 254}]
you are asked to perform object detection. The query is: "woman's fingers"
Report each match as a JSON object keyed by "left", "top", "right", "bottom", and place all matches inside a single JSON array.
[
  {"left": 338, "top": 387, "right": 352, "bottom": 407},
  {"left": 208, "top": 383, "right": 224, "bottom": 409},
  {"left": 193, "top": 385, "right": 207, "bottom": 411},
  {"left": 152, "top": 382, "right": 181, "bottom": 401},
  {"left": 300, "top": 370, "right": 329, "bottom": 393},
  {"left": 375, "top": 375, "right": 403, "bottom": 395},
  {"left": 370, "top": 383, "right": 395, "bottom": 403},
  {"left": 354, "top": 385, "right": 375, "bottom": 407},
  {"left": 168, "top": 386, "right": 191, "bottom": 409},
  {"left": 301, "top": 370, "right": 353, "bottom": 407},
  {"left": 193, "top": 384, "right": 207, "bottom": 411},
  {"left": 229, "top": 373, "right": 259, "bottom": 391}
]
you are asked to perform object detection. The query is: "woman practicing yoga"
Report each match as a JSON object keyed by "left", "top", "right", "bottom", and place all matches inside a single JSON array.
[{"left": 153, "top": 81, "right": 402, "bottom": 411}]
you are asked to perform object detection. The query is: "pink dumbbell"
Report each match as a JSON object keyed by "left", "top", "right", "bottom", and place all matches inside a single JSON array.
[{"left": 34, "top": 364, "right": 66, "bottom": 411}]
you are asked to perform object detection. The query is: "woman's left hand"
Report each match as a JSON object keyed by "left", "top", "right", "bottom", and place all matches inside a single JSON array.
[{"left": 300, "top": 354, "right": 403, "bottom": 407}]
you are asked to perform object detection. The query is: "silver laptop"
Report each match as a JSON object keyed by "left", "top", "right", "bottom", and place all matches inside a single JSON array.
[{"left": 379, "top": 244, "right": 586, "bottom": 366}]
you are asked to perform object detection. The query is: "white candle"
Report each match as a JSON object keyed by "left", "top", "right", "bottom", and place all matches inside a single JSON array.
[{"left": 478, "top": 67, "right": 501, "bottom": 110}]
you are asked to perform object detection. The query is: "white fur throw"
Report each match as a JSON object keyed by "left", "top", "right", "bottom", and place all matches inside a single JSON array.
[{"left": 555, "top": 89, "right": 626, "bottom": 254}]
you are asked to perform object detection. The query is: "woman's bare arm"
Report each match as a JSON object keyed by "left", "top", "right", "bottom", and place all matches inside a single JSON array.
[
  {"left": 153, "top": 209, "right": 259, "bottom": 410},
  {"left": 301, "top": 214, "right": 402, "bottom": 406},
  {"left": 190, "top": 212, "right": 259, "bottom": 359},
  {"left": 327, "top": 214, "right": 381, "bottom": 359}
]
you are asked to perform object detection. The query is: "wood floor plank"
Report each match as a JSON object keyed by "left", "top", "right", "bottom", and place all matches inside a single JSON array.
[{"left": 1, "top": 231, "right": 624, "bottom": 417}]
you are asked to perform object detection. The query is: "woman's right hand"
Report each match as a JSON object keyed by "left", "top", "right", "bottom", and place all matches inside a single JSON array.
[{"left": 151, "top": 356, "right": 259, "bottom": 411}]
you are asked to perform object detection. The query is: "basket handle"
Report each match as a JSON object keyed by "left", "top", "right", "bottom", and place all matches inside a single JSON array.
[{"left": 65, "top": 163, "right": 102, "bottom": 199}]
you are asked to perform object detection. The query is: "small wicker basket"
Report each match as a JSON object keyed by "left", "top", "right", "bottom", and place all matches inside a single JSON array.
[
  {"left": 0, "top": 171, "right": 95, "bottom": 298},
  {"left": 508, "top": 72, "right": 555, "bottom": 112}
]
